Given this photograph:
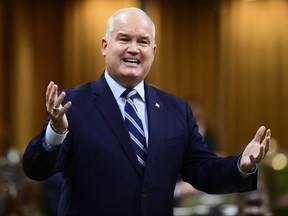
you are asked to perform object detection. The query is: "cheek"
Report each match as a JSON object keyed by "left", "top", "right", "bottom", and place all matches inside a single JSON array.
[
  {"left": 143, "top": 49, "right": 155, "bottom": 61},
  {"left": 143, "top": 53, "right": 155, "bottom": 66},
  {"left": 106, "top": 50, "right": 118, "bottom": 62}
]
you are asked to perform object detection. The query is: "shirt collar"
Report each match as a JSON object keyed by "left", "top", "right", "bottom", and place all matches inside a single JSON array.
[{"left": 104, "top": 70, "right": 145, "bottom": 102}]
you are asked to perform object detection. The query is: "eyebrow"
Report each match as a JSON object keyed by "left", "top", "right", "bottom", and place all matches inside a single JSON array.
[
  {"left": 116, "top": 33, "right": 151, "bottom": 42},
  {"left": 117, "top": 32, "right": 128, "bottom": 37}
]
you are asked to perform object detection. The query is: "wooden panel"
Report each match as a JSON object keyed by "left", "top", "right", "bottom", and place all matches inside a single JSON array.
[
  {"left": 3, "top": 0, "right": 139, "bottom": 152},
  {"left": 218, "top": 0, "right": 288, "bottom": 153},
  {"left": 147, "top": 0, "right": 219, "bottom": 134},
  {"left": 0, "top": 0, "right": 5, "bottom": 154},
  {"left": 62, "top": 0, "right": 140, "bottom": 87},
  {"left": 3, "top": 0, "right": 288, "bottom": 154}
]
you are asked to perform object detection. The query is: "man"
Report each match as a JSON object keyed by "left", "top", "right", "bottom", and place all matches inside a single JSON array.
[{"left": 22, "top": 7, "right": 271, "bottom": 216}]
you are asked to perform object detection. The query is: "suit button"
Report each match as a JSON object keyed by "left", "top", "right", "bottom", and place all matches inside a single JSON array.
[{"left": 141, "top": 190, "right": 147, "bottom": 198}]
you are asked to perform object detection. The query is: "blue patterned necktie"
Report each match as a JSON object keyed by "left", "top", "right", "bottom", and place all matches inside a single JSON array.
[{"left": 122, "top": 89, "right": 147, "bottom": 173}]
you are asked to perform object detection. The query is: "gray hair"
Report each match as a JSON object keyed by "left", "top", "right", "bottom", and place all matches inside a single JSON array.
[{"left": 105, "top": 7, "right": 156, "bottom": 44}]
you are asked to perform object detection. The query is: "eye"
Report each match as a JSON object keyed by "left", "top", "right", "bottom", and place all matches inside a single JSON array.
[
  {"left": 119, "top": 37, "right": 129, "bottom": 42},
  {"left": 139, "top": 39, "right": 150, "bottom": 46},
  {"left": 116, "top": 34, "right": 130, "bottom": 43},
  {"left": 140, "top": 40, "right": 148, "bottom": 44}
]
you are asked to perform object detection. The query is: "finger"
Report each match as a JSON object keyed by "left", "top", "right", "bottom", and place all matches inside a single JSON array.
[
  {"left": 249, "top": 154, "right": 257, "bottom": 166},
  {"left": 46, "top": 81, "right": 54, "bottom": 106},
  {"left": 266, "top": 129, "right": 271, "bottom": 138},
  {"left": 52, "top": 101, "right": 72, "bottom": 119},
  {"left": 255, "top": 145, "right": 264, "bottom": 162},
  {"left": 265, "top": 129, "right": 271, "bottom": 144},
  {"left": 58, "top": 101, "right": 72, "bottom": 117},
  {"left": 48, "top": 84, "right": 59, "bottom": 111},
  {"left": 261, "top": 129, "right": 271, "bottom": 145},
  {"left": 51, "top": 84, "right": 58, "bottom": 102},
  {"left": 253, "top": 126, "right": 266, "bottom": 143},
  {"left": 263, "top": 129, "right": 271, "bottom": 155},
  {"left": 54, "top": 91, "right": 66, "bottom": 109},
  {"left": 260, "top": 145, "right": 266, "bottom": 159}
]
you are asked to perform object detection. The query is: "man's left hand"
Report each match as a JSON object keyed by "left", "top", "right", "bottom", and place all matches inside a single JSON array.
[{"left": 240, "top": 126, "right": 271, "bottom": 172}]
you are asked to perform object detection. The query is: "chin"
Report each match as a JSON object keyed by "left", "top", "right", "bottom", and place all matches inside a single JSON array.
[
  {"left": 120, "top": 76, "right": 142, "bottom": 88},
  {"left": 122, "top": 70, "right": 142, "bottom": 79}
]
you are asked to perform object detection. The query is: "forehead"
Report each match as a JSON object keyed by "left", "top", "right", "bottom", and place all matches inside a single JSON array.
[{"left": 112, "top": 12, "right": 153, "bottom": 37}]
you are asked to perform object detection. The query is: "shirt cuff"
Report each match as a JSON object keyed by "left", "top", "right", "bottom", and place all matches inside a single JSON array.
[
  {"left": 43, "top": 120, "right": 68, "bottom": 151},
  {"left": 237, "top": 157, "right": 258, "bottom": 178}
]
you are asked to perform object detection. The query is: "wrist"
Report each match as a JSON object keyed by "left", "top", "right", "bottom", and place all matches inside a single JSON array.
[
  {"left": 238, "top": 156, "right": 258, "bottom": 175},
  {"left": 50, "top": 122, "right": 68, "bottom": 134},
  {"left": 246, "top": 166, "right": 257, "bottom": 173}
]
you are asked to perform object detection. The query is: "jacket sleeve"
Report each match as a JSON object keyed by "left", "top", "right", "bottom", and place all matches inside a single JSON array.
[
  {"left": 22, "top": 120, "right": 67, "bottom": 181},
  {"left": 180, "top": 102, "right": 257, "bottom": 194}
]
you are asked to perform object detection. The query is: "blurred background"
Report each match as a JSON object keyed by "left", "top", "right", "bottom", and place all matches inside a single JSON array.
[{"left": 0, "top": 0, "right": 288, "bottom": 215}]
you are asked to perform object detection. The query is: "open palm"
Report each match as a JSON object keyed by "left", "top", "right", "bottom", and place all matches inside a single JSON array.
[{"left": 240, "top": 126, "right": 271, "bottom": 172}]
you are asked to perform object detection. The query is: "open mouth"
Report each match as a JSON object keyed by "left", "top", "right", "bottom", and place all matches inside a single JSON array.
[{"left": 123, "top": 58, "right": 140, "bottom": 65}]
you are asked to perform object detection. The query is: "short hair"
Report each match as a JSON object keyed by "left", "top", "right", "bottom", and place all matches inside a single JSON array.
[{"left": 105, "top": 7, "right": 156, "bottom": 44}]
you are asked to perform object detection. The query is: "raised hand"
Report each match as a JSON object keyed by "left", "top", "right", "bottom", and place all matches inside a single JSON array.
[
  {"left": 46, "top": 81, "right": 72, "bottom": 133},
  {"left": 240, "top": 126, "right": 271, "bottom": 172}
]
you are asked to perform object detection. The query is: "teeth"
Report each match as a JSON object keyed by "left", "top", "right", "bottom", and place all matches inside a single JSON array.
[{"left": 124, "top": 58, "right": 140, "bottom": 64}]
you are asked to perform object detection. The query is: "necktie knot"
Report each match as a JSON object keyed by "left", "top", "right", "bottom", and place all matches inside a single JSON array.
[{"left": 122, "top": 89, "right": 138, "bottom": 100}]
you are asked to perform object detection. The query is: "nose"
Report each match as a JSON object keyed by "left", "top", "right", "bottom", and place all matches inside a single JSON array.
[{"left": 128, "top": 41, "right": 139, "bottom": 54}]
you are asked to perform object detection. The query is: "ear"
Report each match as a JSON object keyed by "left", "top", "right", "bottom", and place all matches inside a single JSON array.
[
  {"left": 152, "top": 44, "right": 157, "bottom": 62},
  {"left": 101, "top": 38, "right": 108, "bottom": 56}
]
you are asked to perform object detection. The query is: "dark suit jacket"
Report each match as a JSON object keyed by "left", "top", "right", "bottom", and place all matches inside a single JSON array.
[{"left": 22, "top": 73, "right": 257, "bottom": 216}]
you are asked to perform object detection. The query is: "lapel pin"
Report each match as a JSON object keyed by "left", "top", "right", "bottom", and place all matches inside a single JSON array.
[{"left": 155, "top": 103, "right": 160, "bottom": 108}]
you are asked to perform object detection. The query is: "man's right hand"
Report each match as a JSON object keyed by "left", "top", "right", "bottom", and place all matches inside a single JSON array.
[{"left": 46, "top": 81, "right": 72, "bottom": 134}]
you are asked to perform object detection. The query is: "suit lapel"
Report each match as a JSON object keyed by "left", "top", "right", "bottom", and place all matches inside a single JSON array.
[
  {"left": 144, "top": 85, "right": 163, "bottom": 177},
  {"left": 90, "top": 74, "right": 144, "bottom": 176}
]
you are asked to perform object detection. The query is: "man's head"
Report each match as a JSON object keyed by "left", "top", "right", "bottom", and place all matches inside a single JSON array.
[{"left": 101, "top": 7, "right": 157, "bottom": 88}]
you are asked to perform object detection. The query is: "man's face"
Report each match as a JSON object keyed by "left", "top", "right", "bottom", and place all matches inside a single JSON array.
[{"left": 101, "top": 12, "right": 156, "bottom": 88}]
